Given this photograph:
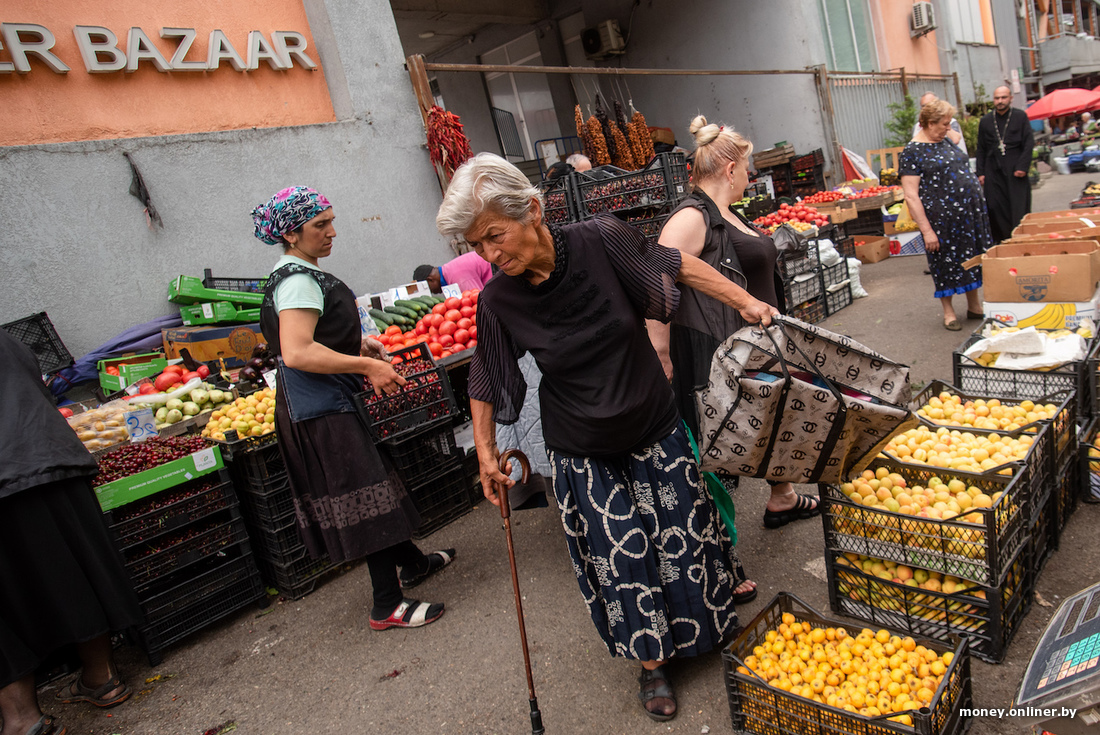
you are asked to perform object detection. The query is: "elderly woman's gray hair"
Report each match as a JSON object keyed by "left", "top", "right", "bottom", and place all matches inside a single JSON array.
[{"left": 436, "top": 152, "right": 543, "bottom": 241}]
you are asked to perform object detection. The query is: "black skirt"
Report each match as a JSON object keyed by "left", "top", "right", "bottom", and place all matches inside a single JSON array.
[
  {"left": 0, "top": 477, "right": 144, "bottom": 688},
  {"left": 275, "top": 400, "right": 421, "bottom": 563}
]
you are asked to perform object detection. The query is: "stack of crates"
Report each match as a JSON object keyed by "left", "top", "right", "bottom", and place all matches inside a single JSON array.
[
  {"left": 779, "top": 245, "right": 824, "bottom": 324},
  {"left": 226, "top": 439, "right": 338, "bottom": 600},
  {"left": 381, "top": 424, "right": 471, "bottom": 538},
  {"left": 790, "top": 148, "right": 826, "bottom": 199}
]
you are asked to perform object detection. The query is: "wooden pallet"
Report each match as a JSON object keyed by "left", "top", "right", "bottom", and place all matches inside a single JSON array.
[{"left": 752, "top": 144, "right": 795, "bottom": 169}]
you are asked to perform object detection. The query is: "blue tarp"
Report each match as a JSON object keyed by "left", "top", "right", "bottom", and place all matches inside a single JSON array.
[{"left": 51, "top": 313, "right": 183, "bottom": 396}]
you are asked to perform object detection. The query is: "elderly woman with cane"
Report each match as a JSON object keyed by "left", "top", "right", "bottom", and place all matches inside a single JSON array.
[{"left": 437, "top": 153, "right": 778, "bottom": 722}]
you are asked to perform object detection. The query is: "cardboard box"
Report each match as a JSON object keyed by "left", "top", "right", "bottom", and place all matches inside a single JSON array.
[
  {"left": 162, "top": 324, "right": 263, "bottom": 368},
  {"left": 983, "top": 287, "right": 1100, "bottom": 329},
  {"left": 178, "top": 301, "right": 261, "bottom": 326},
  {"left": 1022, "top": 209, "right": 1100, "bottom": 222},
  {"left": 97, "top": 352, "right": 167, "bottom": 392},
  {"left": 168, "top": 275, "right": 264, "bottom": 306},
  {"left": 964, "top": 239, "right": 1100, "bottom": 302},
  {"left": 1012, "top": 218, "right": 1100, "bottom": 235},
  {"left": 854, "top": 236, "right": 891, "bottom": 264},
  {"left": 817, "top": 200, "right": 857, "bottom": 224}
]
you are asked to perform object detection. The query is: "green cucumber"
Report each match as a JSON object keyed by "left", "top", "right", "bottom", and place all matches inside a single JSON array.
[
  {"left": 384, "top": 305, "right": 419, "bottom": 320},
  {"left": 369, "top": 308, "right": 395, "bottom": 325},
  {"left": 395, "top": 299, "right": 428, "bottom": 314},
  {"left": 413, "top": 295, "right": 438, "bottom": 307}
]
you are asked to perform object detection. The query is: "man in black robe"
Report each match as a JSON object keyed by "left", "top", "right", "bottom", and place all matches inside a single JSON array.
[{"left": 976, "top": 85, "right": 1035, "bottom": 243}]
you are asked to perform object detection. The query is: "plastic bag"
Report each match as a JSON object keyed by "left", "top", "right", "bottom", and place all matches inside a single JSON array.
[
  {"left": 894, "top": 201, "right": 919, "bottom": 232},
  {"left": 847, "top": 257, "right": 869, "bottom": 298}
]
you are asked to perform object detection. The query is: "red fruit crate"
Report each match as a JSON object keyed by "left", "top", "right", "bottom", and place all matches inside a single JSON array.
[
  {"left": 723, "top": 592, "right": 972, "bottom": 735},
  {"left": 826, "top": 544, "right": 1033, "bottom": 664},
  {"left": 355, "top": 343, "right": 458, "bottom": 444},
  {"left": 820, "top": 460, "right": 1029, "bottom": 587}
]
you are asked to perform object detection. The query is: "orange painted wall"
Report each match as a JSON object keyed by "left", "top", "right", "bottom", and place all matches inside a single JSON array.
[
  {"left": 871, "top": 0, "right": 943, "bottom": 76},
  {"left": 0, "top": 0, "right": 335, "bottom": 146}
]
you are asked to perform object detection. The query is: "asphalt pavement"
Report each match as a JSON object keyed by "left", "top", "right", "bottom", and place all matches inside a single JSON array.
[{"left": 45, "top": 171, "right": 1100, "bottom": 735}]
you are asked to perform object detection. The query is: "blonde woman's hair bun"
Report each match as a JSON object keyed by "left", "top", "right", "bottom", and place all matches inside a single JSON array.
[{"left": 690, "top": 115, "right": 721, "bottom": 147}]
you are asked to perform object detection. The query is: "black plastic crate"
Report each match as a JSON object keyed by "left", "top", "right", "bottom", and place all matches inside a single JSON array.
[
  {"left": 576, "top": 152, "right": 687, "bottom": 218},
  {"left": 408, "top": 460, "right": 473, "bottom": 539},
  {"left": 953, "top": 319, "right": 1092, "bottom": 419},
  {"left": 134, "top": 552, "right": 264, "bottom": 664},
  {"left": 106, "top": 478, "right": 233, "bottom": 551},
  {"left": 355, "top": 343, "right": 457, "bottom": 443},
  {"left": 824, "top": 282, "right": 853, "bottom": 316},
  {"left": 1, "top": 312, "right": 73, "bottom": 375},
  {"left": 788, "top": 296, "right": 825, "bottom": 325},
  {"left": 125, "top": 513, "right": 250, "bottom": 593},
  {"left": 826, "top": 544, "right": 1032, "bottom": 664},
  {"left": 1055, "top": 448, "right": 1080, "bottom": 534},
  {"left": 1079, "top": 417, "right": 1100, "bottom": 506},
  {"left": 539, "top": 174, "right": 578, "bottom": 226},
  {"left": 834, "top": 235, "right": 857, "bottom": 261},
  {"left": 617, "top": 205, "right": 674, "bottom": 245},
  {"left": 791, "top": 148, "right": 825, "bottom": 172},
  {"left": 821, "top": 460, "right": 1028, "bottom": 586},
  {"left": 844, "top": 211, "right": 887, "bottom": 237},
  {"left": 237, "top": 473, "right": 296, "bottom": 525},
  {"left": 201, "top": 268, "right": 268, "bottom": 294},
  {"left": 211, "top": 430, "right": 279, "bottom": 462},
  {"left": 254, "top": 549, "right": 337, "bottom": 600},
  {"left": 1087, "top": 337, "right": 1100, "bottom": 420},
  {"left": 243, "top": 511, "right": 306, "bottom": 564},
  {"left": 783, "top": 268, "right": 824, "bottom": 306},
  {"left": 228, "top": 441, "right": 285, "bottom": 483},
  {"left": 382, "top": 424, "right": 461, "bottom": 488},
  {"left": 778, "top": 243, "right": 820, "bottom": 281},
  {"left": 723, "top": 592, "right": 972, "bottom": 735},
  {"left": 820, "top": 259, "right": 849, "bottom": 290},
  {"left": 139, "top": 549, "right": 259, "bottom": 625},
  {"left": 1030, "top": 483, "right": 1057, "bottom": 577}
]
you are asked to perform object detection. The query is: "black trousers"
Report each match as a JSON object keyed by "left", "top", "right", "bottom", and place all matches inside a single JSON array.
[
  {"left": 984, "top": 168, "right": 1031, "bottom": 243},
  {"left": 365, "top": 540, "right": 428, "bottom": 611}
]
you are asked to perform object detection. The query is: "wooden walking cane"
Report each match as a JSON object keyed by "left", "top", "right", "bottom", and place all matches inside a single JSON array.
[{"left": 495, "top": 449, "right": 545, "bottom": 734}]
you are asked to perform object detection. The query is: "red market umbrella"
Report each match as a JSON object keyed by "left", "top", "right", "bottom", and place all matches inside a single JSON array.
[{"left": 1026, "top": 87, "right": 1100, "bottom": 120}]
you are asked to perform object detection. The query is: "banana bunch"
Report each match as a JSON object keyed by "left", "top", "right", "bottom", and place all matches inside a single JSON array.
[
  {"left": 1085, "top": 183, "right": 1100, "bottom": 196},
  {"left": 1014, "top": 305, "right": 1077, "bottom": 330}
]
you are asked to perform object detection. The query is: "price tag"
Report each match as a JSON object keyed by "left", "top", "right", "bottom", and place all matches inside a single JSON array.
[
  {"left": 124, "top": 407, "right": 159, "bottom": 443},
  {"left": 262, "top": 369, "right": 278, "bottom": 390},
  {"left": 192, "top": 447, "right": 217, "bottom": 472}
]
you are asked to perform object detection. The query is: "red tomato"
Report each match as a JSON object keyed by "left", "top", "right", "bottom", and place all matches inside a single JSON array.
[
  {"left": 138, "top": 383, "right": 157, "bottom": 395},
  {"left": 468, "top": 290, "right": 479, "bottom": 302},
  {"left": 444, "top": 297, "right": 461, "bottom": 310},
  {"left": 431, "top": 303, "right": 447, "bottom": 315},
  {"left": 438, "top": 334, "right": 454, "bottom": 348},
  {"left": 416, "top": 335, "right": 429, "bottom": 344},
  {"left": 386, "top": 325, "right": 402, "bottom": 336},
  {"left": 428, "top": 341, "right": 443, "bottom": 357},
  {"left": 196, "top": 364, "right": 211, "bottom": 378},
  {"left": 428, "top": 327, "right": 439, "bottom": 338},
  {"left": 460, "top": 296, "right": 473, "bottom": 308},
  {"left": 469, "top": 325, "right": 477, "bottom": 340},
  {"left": 429, "top": 313, "right": 445, "bottom": 328},
  {"left": 181, "top": 371, "right": 201, "bottom": 383},
  {"left": 452, "top": 342, "right": 467, "bottom": 353},
  {"left": 105, "top": 365, "right": 120, "bottom": 376},
  {"left": 415, "top": 321, "right": 429, "bottom": 335},
  {"left": 154, "top": 372, "right": 182, "bottom": 392},
  {"left": 444, "top": 308, "right": 462, "bottom": 322},
  {"left": 439, "top": 321, "right": 457, "bottom": 337},
  {"left": 377, "top": 334, "right": 391, "bottom": 346},
  {"left": 58, "top": 407, "right": 74, "bottom": 418},
  {"left": 779, "top": 202, "right": 789, "bottom": 210},
  {"left": 459, "top": 306, "right": 475, "bottom": 319},
  {"left": 467, "top": 338, "right": 477, "bottom": 349},
  {"left": 456, "top": 317, "right": 473, "bottom": 330},
  {"left": 440, "top": 350, "right": 452, "bottom": 358},
  {"left": 163, "top": 364, "right": 186, "bottom": 374},
  {"left": 453, "top": 328, "right": 470, "bottom": 345},
  {"left": 403, "top": 331, "right": 417, "bottom": 341}
]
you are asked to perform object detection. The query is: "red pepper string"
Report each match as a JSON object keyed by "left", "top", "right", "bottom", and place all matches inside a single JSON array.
[{"left": 426, "top": 106, "right": 473, "bottom": 180}]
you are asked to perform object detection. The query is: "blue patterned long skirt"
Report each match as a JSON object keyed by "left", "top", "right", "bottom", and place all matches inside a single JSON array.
[{"left": 548, "top": 425, "right": 740, "bottom": 661}]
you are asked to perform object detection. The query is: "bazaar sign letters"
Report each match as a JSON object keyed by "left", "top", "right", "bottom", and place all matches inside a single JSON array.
[{"left": 0, "top": 23, "right": 317, "bottom": 74}]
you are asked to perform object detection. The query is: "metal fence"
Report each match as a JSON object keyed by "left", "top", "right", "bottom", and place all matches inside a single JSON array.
[
  {"left": 826, "top": 72, "right": 956, "bottom": 169},
  {"left": 491, "top": 107, "right": 525, "bottom": 159}
]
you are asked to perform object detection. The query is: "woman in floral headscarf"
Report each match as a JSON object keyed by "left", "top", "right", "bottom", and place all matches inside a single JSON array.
[{"left": 254, "top": 186, "right": 455, "bottom": 630}]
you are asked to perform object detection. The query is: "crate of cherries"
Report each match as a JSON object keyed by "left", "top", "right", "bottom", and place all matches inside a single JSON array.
[
  {"left": 93, "top": 435, "right": 213, "bottom": 488},
  {"left": 355, "top": 343, "right": 457, "bottom": 443}
]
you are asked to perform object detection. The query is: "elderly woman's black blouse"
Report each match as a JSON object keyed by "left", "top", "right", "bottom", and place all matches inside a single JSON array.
[{"left": 468, "top": 215, "right": 682, "bottom": 457}]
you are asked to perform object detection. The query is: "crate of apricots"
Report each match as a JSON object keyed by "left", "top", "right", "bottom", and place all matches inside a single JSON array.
[
  {"left": 201, "top": 387, "right": 277, "bottom": 456},
  {"left": 722, "top": 592, "right": 972, "bottom": 735}
]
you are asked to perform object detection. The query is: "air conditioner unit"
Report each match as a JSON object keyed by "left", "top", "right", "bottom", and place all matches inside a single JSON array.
[
  {"left": 910, "top": 1, "right": 936, "bottom": 38},
  {"left": 582, "top": 19, "right": 626, "bottom": 60}
]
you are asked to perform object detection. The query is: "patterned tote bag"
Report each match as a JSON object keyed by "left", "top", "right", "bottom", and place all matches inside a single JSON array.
[{"left": 695, "top": 316, "right": 919, "bottom": 484}]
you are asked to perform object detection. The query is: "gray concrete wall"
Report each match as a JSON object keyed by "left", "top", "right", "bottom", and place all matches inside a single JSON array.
[
  {"left": 0, "top": 0, "right": 452, "bottom": 359},
  {"left": 957, "top": 43, "right": 1005, "bottom": 104}
]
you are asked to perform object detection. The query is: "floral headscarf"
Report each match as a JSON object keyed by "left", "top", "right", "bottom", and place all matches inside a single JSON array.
[{"left": 251, "top": 186, "right": 332, "bottom": 246}]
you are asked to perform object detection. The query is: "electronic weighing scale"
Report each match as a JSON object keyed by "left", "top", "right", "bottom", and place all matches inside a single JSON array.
[{"left": 1015, "top": 580, "right": 1100, "bottom": 734}]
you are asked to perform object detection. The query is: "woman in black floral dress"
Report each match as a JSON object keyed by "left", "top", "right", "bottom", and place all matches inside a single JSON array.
[{"left": 900, "top": 99, "right": 991, "bottom": 330}]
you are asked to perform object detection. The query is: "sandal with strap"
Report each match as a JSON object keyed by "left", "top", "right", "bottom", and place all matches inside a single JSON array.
[
  {"left": 369, "top": 599, "right": 445, "bottom": 630},
  {"left": 24, "top": 715, "right": 66, "bottom": 735},
  {"left": 731, "top": 559, "right": 758, "bottom": 605},
  {"left": 55, "top": 672, "right": 131, "bottom": 708},
  {"left": 399, "top": 549, "right": 455, "bottom": 589},
  {"left": 763, "top": 493, "right": 821, "bottom": 529},
  {"left": 637, "top": 665, "right": 677, "bottom": 722}
]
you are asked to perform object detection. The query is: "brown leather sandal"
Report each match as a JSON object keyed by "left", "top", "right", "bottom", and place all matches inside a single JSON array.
[
  {"left": 638, "top": 665, "right": 677, "bottom": 722},
  {"left": 55, "top": 671, "right": 131, "bottom": 708}
]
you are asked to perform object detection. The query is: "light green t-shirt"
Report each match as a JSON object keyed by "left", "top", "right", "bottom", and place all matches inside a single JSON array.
[{"left": 272, "top": 255, "right": 324, "bottom": 314}]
